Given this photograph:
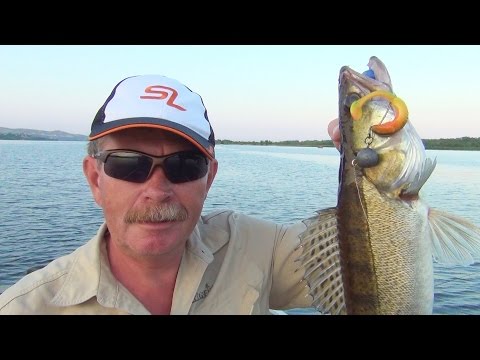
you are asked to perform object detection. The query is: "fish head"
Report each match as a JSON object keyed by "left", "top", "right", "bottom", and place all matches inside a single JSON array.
[{"left": 338, "top": 56, "right": 434, "bottom": 198}]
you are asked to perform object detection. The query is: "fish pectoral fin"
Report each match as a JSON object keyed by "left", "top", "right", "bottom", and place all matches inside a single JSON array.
[
  {"left": 428, "top": 208, "right": 480, "bottom": 265},
  {"left": 401, "top": 157, "right": 437, "bottom": 196},
  {"left": 298, "top": 207, "right": 346, "bottom": 315}
]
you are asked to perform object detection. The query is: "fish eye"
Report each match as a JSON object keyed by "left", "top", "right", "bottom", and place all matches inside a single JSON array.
[{"left": 344, "top": 93, "right": 361, "bottom": 109}]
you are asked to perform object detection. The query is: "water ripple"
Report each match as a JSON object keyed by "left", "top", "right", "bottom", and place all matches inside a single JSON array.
[{"left": 1, "top": 142, "right": 480, "bottom": 314}]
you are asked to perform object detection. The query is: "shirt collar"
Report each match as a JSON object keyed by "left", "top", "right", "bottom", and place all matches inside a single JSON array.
[{"left": 50, "top": 223, "right": 149, "bottom": 314}]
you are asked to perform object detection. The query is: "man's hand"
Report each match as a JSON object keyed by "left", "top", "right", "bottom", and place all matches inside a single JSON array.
[{"left": 327, "top": 118, "right": 340, "bottom": 151}]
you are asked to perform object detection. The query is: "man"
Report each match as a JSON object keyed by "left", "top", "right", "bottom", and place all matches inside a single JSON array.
[{"left": 0, "top": 75, "right": 339, "bottom": 314}]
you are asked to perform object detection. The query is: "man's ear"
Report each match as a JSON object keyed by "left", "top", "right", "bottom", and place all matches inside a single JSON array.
[
  {"left": 83, "top": 155, "right": 103, "bottom": 207},
  {"left": 205, "top": 159, "right": 218, "bottom": 193}
]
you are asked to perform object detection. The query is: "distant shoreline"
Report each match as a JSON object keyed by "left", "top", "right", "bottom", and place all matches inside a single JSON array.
[
  {"left": 2, "top": 135, "right": 479, "bottom": 151},
  {"left": 216, "top": 138, "right": 480, "bottom": 151},
  {"left": 0, "top": 136, "right": 85, "bottom": 141},
  {"left": 0, "top": 128, "right": 87, "bottom": 141}
]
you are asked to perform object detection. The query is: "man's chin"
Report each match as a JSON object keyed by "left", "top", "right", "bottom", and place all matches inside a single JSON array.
[{"left": 126, "top": 226, "right": 186, "bottom": 257}]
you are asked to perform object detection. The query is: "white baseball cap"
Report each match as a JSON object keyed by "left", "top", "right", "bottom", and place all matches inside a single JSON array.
[{"left": 89, "top": 75, "right": 215, "bottom": 159}]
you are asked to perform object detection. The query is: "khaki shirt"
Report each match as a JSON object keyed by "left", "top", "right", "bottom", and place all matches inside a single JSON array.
[{"left": 0, "top": 210, "right": 312, "bottom": 314}]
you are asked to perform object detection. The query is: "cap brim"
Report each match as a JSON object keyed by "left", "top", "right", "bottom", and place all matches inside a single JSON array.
[{"left": 89, "top": 118, "right": 215, "bottom": 160}]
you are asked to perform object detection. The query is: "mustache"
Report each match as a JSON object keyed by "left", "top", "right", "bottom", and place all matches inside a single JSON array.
[{"left": 124, "top": 203, "right": 188, "bottom": 224}]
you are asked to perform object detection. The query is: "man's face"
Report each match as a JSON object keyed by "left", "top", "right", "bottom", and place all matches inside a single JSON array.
[{"left": 83, "top": 128, "right": 217, "bottom": 259}]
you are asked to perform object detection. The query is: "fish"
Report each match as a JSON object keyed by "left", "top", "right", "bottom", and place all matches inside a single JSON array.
[{"left": 297, "top": 56, "right": 480, "bottom": 315}]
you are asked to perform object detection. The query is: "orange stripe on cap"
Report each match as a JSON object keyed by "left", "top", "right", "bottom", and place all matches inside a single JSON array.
[{"left": 88, "top": 123, "right": 215, "bottom": 160}]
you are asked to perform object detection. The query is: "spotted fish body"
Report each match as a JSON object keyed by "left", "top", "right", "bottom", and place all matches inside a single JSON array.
[{"left": 298, "top": 56, "right": 480, "bottom": 315}]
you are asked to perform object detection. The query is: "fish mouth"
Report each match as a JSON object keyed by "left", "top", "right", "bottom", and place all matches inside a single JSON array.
[
  {"left": 339, "top": 65, "right": 392, "bottom": 96},
  {"left": 337, "top": 58, "right": 399, "bottom": 174},
  {"left": 339, "top": 57, "right": 410, "bottom": 139},
  {"left": 339, "top": 56, "right": 395, "bottom": 98}
]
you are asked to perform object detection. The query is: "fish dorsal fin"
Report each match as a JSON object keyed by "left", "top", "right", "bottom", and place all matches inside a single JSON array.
[
  {"left": 429, "top": 208, "right": 480, "bottom": 265},
  {"left": 297, "top": 207, "right": 346, "bottom": 314}
]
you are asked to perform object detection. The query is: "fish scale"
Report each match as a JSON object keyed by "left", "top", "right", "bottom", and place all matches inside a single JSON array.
[{"left": 361, "top": 178, "right": 432, "bottom": 314}]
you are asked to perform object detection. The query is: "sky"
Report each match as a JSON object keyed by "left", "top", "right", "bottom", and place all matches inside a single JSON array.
[{"left": 0, "top": 45, "right": 479, "bottom": 141}]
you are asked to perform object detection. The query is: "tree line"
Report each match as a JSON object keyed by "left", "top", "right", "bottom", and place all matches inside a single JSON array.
[
  {"left": 422, "top": 137, "right": 480, "bottom": 150},
  {"left": 216, "top": 137, "right": 480, "bottom": 151}
]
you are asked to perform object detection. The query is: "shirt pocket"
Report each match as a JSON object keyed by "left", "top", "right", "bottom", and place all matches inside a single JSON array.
[{"left": 195, "top": 263, "right": 264, "bottom": 314}]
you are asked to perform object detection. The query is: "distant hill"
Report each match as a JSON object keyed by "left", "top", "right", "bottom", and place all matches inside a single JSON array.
[{"left": 0, "top": 127, "right": 88, "bottom": 141}]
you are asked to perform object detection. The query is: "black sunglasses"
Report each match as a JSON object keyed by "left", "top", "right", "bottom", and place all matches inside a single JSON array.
[{"left": 93, "top": 149, "right": 209, "bottom": 184}]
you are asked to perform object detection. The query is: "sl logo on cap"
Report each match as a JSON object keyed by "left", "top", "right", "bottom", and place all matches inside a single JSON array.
[{"left": 140, "top": 85, "right": 186, "bottom": 111}]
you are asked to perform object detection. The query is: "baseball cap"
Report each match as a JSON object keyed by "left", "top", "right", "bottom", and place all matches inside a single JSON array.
[{"left": 89, "top": 75, "right": 215, "bottom": 159}]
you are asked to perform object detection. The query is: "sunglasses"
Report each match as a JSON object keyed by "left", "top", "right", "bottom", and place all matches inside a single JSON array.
[{"left": 93, "top": 149, "right": 209, "bottom": 184}]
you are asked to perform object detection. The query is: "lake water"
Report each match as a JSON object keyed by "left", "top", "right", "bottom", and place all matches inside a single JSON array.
[{"left": 1, "top": 141, "right": 479, "bottom": 314}]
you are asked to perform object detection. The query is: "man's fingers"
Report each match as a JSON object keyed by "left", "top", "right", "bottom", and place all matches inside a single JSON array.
[{"left": 327, "top": 118, "right": 340, "bottom": 151}]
